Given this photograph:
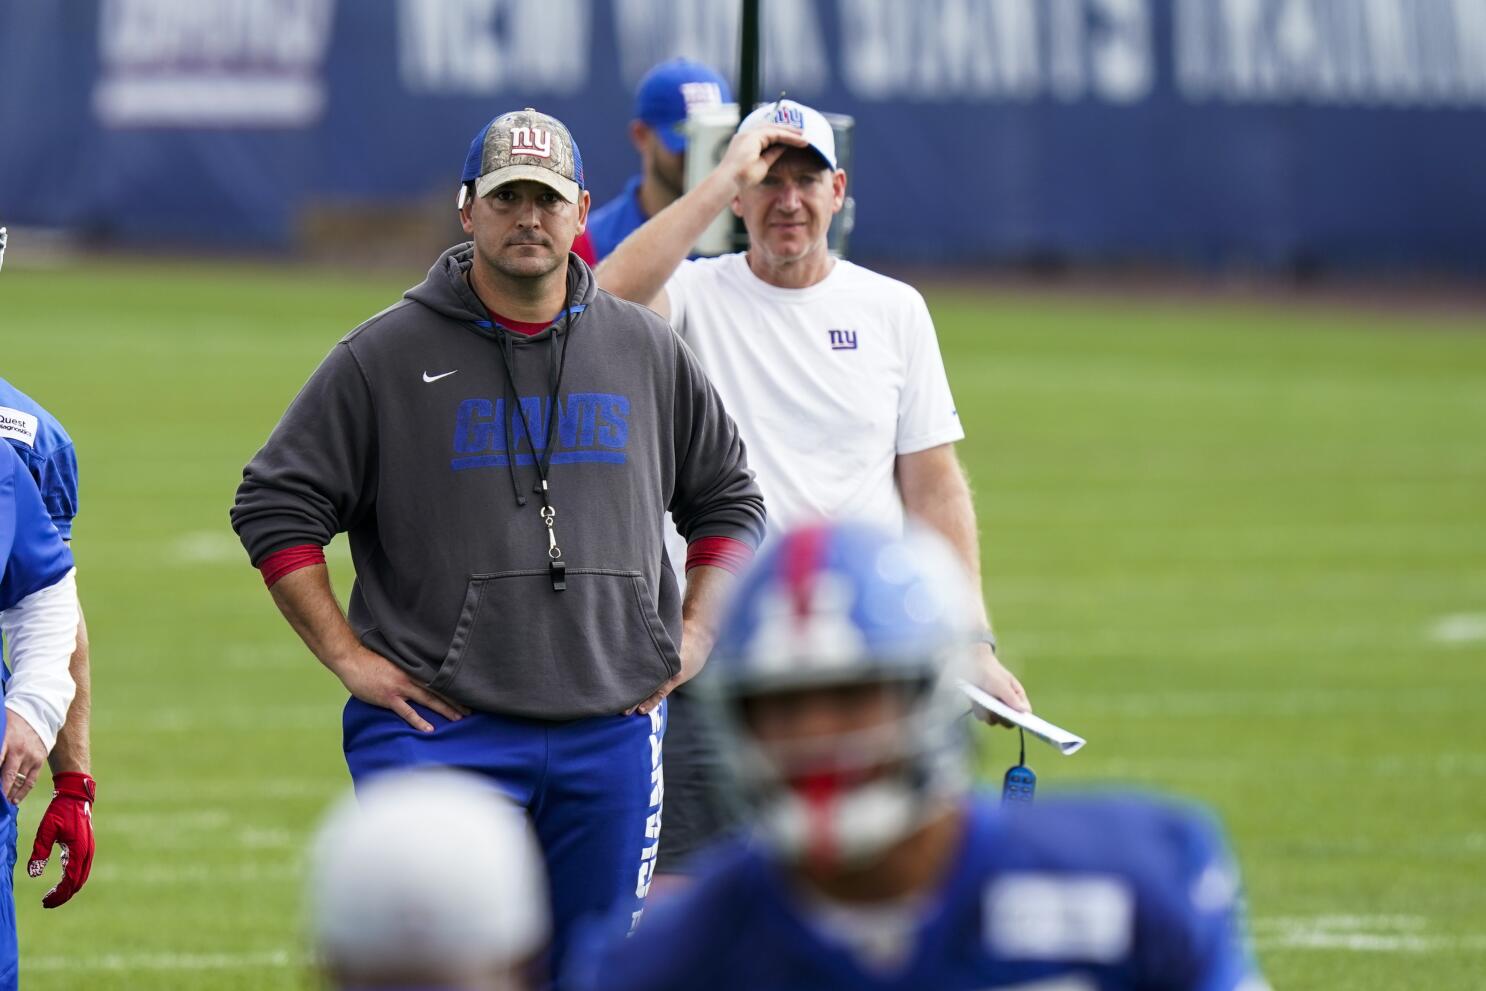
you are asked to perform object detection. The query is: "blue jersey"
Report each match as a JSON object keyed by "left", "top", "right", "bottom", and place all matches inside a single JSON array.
[
  {"left": 0, "top": 444, "right": 73, "bottom": 989},
  {"left": 0, "top": 378, "right": 78, "bottom": 540},
  {"left": 586, "top": 175, "right": 649, "bottom": 262},
  {"left": 1, "top": 444, "right": 74, "bottom": 614},
  {"left": 567, "top": 794, "right": 1264, "bottom": 991}
]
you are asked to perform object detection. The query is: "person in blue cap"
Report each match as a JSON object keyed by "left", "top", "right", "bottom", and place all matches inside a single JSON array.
[
  {"left": 586, "top": 59, "right": 732, "bottom": 262},
  {"left": 233, "top": 106, "right": 765, "bottom": 982}
]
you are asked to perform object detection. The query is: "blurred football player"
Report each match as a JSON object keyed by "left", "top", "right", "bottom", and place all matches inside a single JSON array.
[
  {"left": 0, "top": 444, "right": 79, "bottom": 989},
  {"left": 0, "top": 373, "right": 96, "bottom": 909},
  {"left": 566, "top": 521, "right": 1269, "bottom": 991},
  {"left": 309, "top": 769, "right": 549, "bottom": 991}
]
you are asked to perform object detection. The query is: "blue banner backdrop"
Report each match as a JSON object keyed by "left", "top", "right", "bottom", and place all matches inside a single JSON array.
[{"left": 1, "top": 0, "right": 1483, "bottom": 269}]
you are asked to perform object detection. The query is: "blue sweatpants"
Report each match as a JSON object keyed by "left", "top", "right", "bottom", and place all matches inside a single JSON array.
[
  {"left": 0, "top": 795, "right": 17, "bottom": 991},
  {"left": 342, "top": 697, "right": 666, "bottom": 977}
]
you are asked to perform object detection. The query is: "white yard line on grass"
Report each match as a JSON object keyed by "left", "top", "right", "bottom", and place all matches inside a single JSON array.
[
  {"left": 236, "top": 826, "right": 295, "bottom": 850},
  {"left": 27, "top": 949, "right": 295, "bottom": 972},
  {"left": 88, "top": 862, "right": 298, "bottom": 884},
  {"left": 1427, "top": 613, "right": 1486, "bottom": 645},
  {"left": 1060, "top": 687, "right": 1475, "bottom": 720},
  {"left": 1253, "top": 915, "right": 1486, "bottom": 954},
  {"left": 109, "top": 778, "right": 338, "bottom": 805},
  {"left": 1088, "top": 752, "right": 1486, "bottom": 781},
  {"left": 101, "top": 812, "right": 299, "bottom": 852},
  {"left": 167, "top": 531, "right": 245, "bottom": 565},
  {"left": 105, "top": 808, "right": 233, "bottom": 834},
  {"left": 94, "top": 702, "right": 333, "bottom": 733},
  {"left": 168, "top": 530, "right": 351, "bottom": 566}
]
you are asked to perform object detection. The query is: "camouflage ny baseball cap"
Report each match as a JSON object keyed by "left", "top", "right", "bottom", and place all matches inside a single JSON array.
[{"left": 460, "top": 108, "right": 586, "bottom": 204}]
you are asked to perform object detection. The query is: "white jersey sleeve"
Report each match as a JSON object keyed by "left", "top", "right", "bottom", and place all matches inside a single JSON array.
[
  {"left": 896, "top": 290, "right": 965, "bottom": 454},
  {"left": 1, "top": 567, "right": 79, "bottom": 752}
]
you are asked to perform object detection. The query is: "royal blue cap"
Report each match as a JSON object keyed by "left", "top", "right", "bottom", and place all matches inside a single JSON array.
[{"left": 634, "top": 58, "right": 732, "bottom": 154}]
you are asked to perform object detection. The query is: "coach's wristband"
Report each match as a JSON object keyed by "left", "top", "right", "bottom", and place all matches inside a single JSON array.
[{"left": 974, "top": 630, "right": 998, "bottom": 653}]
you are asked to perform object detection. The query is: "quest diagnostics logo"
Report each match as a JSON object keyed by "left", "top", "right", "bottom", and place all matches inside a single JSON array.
[{"left": 0, "top": 407, "right": 39, "bottom": 446}]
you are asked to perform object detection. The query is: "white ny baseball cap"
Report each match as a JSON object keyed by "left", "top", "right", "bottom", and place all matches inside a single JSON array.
[
  {"left": 738, "top": 98, "right": 838, "bottom": 171},
  {"left": 308, "top": 769, "right": 549, "bottom": 980}
]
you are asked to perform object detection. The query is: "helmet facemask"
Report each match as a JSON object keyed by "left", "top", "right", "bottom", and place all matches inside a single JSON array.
[
  {"left": 724, "top": 649, "right": 972, "bottom": 871},
  {"left": 708, "top": 521, "right": 983, "bottom": 873}
]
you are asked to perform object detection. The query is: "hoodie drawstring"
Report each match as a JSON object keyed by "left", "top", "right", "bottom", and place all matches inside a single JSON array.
[{"left": 496, "top": 332, "right": 527, "bottom": 508}]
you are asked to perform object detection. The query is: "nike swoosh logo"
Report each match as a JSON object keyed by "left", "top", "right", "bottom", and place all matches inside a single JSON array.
[{"left": 422, "top": 370, "right": 458, "bottom": 383}]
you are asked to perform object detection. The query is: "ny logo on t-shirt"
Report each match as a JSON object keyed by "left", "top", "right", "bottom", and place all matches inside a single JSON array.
[{"left": 827, "top": 329, "right": 858, "bottom": 351}]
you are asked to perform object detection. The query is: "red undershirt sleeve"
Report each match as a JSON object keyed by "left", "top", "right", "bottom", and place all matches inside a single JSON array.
[
  {"left": 259, "top": 544, "right": 326, "bottom": 588},
  {"left": 685, "top": 536, "right": 754, "bottom": 576}
]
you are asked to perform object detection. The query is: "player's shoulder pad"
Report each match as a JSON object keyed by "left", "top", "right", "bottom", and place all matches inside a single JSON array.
[
  {"left": 993, "top": 791, "right": 1239, "bottom": 912},
  {"left": 0, "top": 444, "right": 73, "bottom": 602},
  {"left": 563, "top": 842, "right": 763, "bottom": 991},
  {"left": 0, "top": 377, "right": 74, "bottom": 456},
  {"left": 1005, "top": 791, "right": 1229, "bottom": 862}
]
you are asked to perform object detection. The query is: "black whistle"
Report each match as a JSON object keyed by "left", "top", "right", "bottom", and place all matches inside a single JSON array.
[{"left": 550, "top": 558, "right": 567, "bottom": 592}]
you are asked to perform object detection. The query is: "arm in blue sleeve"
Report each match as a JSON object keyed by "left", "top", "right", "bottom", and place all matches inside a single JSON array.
[
  {"left": 35, "top": 442, "right": 79, "bottom": 540},
  {"left": 0, "top": 448, "right": 74, "bottom": 610}
]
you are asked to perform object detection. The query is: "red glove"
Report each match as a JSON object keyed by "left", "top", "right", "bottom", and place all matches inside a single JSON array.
[{"left": 27, "top": 772, "right": 95, "bottom": 908}]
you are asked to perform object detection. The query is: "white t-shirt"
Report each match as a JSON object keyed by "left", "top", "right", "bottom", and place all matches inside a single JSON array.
[{"left": 664, "top": 252, "right": 963, "bottom": 575}]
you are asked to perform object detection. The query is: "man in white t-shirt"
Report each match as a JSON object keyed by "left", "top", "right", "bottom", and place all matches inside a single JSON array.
[{"left": 597, "top": 99, "right": 1031, "bottom": 882}]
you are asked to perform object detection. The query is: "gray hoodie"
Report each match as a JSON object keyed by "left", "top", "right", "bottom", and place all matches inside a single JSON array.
[{"left": 232, "top": 246, "right": 765, "bottom": 719}]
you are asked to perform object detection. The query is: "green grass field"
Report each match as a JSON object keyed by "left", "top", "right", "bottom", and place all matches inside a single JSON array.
[{"left": 2, "top": 259, "right": 1484, "bottom": 989}]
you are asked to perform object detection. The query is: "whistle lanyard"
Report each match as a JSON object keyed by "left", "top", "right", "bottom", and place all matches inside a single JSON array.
[{"left": 493, "top": 320, "right": 573, "bottom": 592}]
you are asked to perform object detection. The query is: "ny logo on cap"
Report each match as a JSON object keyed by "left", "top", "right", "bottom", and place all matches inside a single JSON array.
[
  {"left": 771, "top": 104, "right": 805, "bottom": 130},
  {"left": 511, "top": 126, "right": 553, "bottom": 159},
  {"left": 679, "top": 81, "right": 723, "bottom": 109}
]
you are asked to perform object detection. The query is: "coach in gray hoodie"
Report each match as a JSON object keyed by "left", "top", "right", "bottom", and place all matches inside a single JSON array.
[{"left": 231, "top": 109, "right": 764, "bottom": 971}]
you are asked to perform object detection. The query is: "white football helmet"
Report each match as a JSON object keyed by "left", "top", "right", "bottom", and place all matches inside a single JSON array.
[{"left": 308, "top": 769, "right": 548, "bottom": 989}]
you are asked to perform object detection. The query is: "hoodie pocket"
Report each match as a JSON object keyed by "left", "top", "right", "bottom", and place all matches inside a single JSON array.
[{"left": 430, "top": 568, "right": 680, "bottom": 720}]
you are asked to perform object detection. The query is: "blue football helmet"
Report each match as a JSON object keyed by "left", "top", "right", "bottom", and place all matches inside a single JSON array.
[{"left": 709, "top": 520, "right": 977, "bottom": 866}]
